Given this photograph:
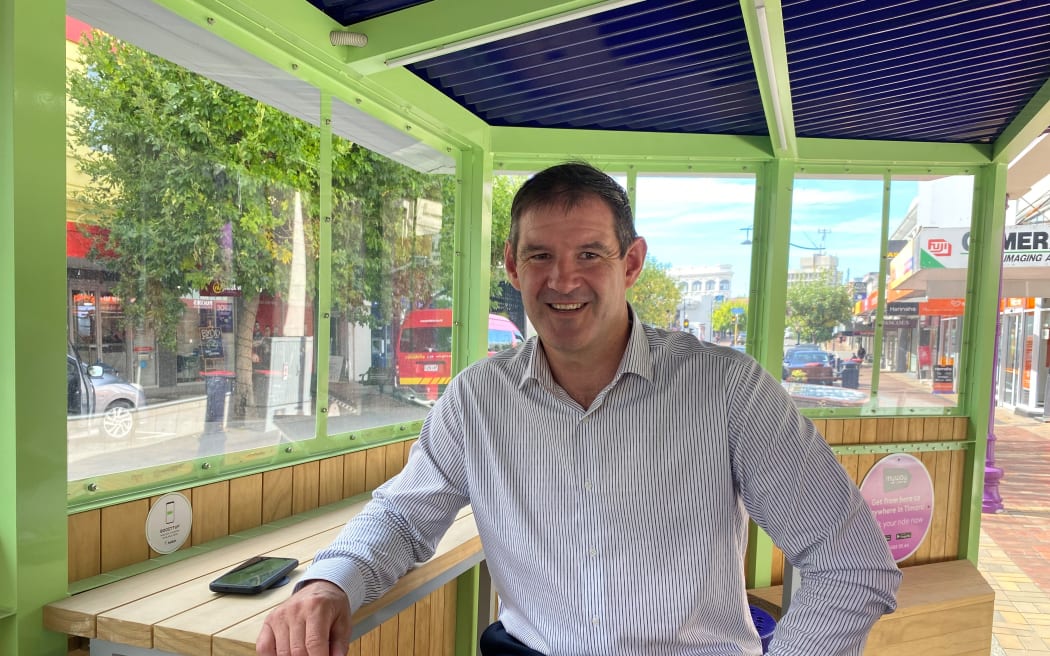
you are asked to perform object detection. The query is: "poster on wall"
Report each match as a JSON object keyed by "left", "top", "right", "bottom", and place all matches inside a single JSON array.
[{"left": 859, "top": 453, "right": 934, "bottom": 562}]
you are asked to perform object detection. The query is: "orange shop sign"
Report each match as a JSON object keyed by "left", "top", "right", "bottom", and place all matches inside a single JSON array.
[{"left": 918, "top": 298, "right": 965, "bottom": 316}]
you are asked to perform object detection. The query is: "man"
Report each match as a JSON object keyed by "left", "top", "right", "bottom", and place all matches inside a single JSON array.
[{"left": 257, "top": 161, "right": 900, "bottom": 656}]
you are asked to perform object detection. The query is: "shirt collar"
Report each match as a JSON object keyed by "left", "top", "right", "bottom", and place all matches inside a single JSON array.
[{"left": 518, "top": 304, "right": 654, "bottom": 388}]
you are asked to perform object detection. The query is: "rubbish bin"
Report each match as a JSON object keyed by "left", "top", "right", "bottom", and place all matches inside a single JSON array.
[
  {"left": 840, "top": 361, "right": 860, "bottom": 389},
  {"left": 749, "top": 605, "right": 776, "bottom": 653},
  {"left": 203, "top": 372, "right": 235, "bottom": 433}
]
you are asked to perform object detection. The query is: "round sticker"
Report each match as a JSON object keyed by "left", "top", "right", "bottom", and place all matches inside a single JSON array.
[
  {"left": 145, "top": 492, "right": 192, "bottom": 554},
  {"left": 859, "top": 453, "right": 934, "bottom": 562}
]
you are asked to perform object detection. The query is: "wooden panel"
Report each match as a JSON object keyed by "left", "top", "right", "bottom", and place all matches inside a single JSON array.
[
  {"left": 413, "top": 587, "right": 433, "bottom": 656},
  {"left": 442, "top": 579, "right": 456, "bottom": 656},
  {"left": 386, "top": 442, "right": 406, "bottom": 479},
  {"left": 365, "top": 446, "right": 389, "bottom": 489},
  {"left": 229, "top": 474, "right": 263, "bottom": 534},
  {"left": 191, "top": 481, "right": 230, "bottom": 545},
  {"left": 943, "top": 449, "right": 966, "bottom": 559},
  {"left": 291, "top": 460, "right": 320, "bottom": 515},
  {"left": 69, "top": 510, "right": 101, "bottom": 583},
  {"left": 344, "top": 450, "right": 368, "bottom": 498},
  {"left": 358, "top": 626, "right": 380, "bottom": 656},
  {"left": 822, "top": 419, "right": 843, "bottom": 445},
  {"left": 397, "top": 606, "right": 415, "bottom": 656},
  {"left": 430, "top": 583, "right": 446, "bottom": 656},
  {"left": 403, "top": 438, "right": 417, "bottom": 466},
  {"left": 319, "top": 456, "right": 345, "bottom": 506},
  {"left": 841, "top": 417, "right": 864, "bottom": 443},
  {"left": 262, "top": 467, "right": 294, "bottom": 523},
  {"left": 379, "top": 613, "right": 399, "bottom": 655},
  {"left": 100, "top": 500, "right": 149, "bottom": 573}
]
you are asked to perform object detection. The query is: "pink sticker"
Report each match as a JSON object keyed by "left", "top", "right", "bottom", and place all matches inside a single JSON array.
[{"left": 859, "top": 453, "right": 934, "bottom": 562}]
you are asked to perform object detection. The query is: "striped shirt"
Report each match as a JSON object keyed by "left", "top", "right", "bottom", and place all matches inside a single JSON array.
[{"left": 305, "top": 312, "right": 901, "bottom": 655}]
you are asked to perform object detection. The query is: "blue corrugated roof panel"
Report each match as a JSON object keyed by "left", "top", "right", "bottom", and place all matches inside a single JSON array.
[
  {"left": 784, "top": 0, "right": 1050, "bottom": 143},
  {"left": 305, "top": 0, "right": 432, "bottom": 26},
  {"left": 408, "top": 0, "right": 767, "bottom": 135}
]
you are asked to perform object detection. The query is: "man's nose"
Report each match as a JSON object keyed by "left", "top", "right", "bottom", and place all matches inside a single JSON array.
[{"left": 547, "top": 257, "right": 580, "bottom": 293}]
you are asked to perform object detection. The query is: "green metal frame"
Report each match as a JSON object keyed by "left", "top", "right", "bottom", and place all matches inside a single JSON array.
[
  {"left": 1, "top": 2, "right": 69, "bottom": 654},
  {"left": 2, "top": 0, "right": 1032, "bottom": 653}
]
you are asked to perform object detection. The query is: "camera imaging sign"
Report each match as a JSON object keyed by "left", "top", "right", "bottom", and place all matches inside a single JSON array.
[{"left": 859, "top": 454, "right": 934, "bottom": 562}]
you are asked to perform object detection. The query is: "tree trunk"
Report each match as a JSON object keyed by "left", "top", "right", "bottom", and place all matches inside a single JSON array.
[{"left": 230, "top": 294, "right": 259, "bottom": 422}]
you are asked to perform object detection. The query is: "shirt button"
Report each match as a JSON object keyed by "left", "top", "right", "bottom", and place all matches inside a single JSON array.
[
  {"left": 591, "top": 616, "right": 600, "bottom": 626},
  {"left": 583, "top": 481, "right": 593, "bottom": 491},
  {"left": 589, "top": 548, "right": 598, "bottom": 557}
]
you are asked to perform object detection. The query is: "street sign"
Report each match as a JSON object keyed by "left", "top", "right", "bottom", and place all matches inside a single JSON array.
[{"left": 731, "top": 307, "right": 744, "bottom": 315}]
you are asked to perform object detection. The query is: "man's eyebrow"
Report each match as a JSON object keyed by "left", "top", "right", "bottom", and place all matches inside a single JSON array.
[{"left": 519, "top": 240, "right": 616, "bottom": 256}]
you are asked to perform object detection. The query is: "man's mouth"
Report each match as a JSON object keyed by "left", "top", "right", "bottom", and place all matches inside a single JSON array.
[{"left": 549, "top": 302, "right": 584, "bottom": 311}]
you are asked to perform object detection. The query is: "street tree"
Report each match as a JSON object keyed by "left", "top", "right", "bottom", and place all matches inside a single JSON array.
[
  {"left": 785, "top": 275, "right": 854, "bottom": 345},
  {"left": 68, "top": 30, "right": 443, "bottom": 418},
  {"left": 627, "top": 258, "right": 681, "bottom": 328},
  {"left": 711, "top": 298, "right": 748, "bottom": 340}
]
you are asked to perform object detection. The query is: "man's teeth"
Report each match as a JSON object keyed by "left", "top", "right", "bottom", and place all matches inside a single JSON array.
[{"left": 551, "top": 303, "right": 583, "bottom": 310}]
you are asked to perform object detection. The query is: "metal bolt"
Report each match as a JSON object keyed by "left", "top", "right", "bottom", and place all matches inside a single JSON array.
[
  {"left": 206, "top": 17, "right": 215, "bottom": 25},
  {"left": 87, "top": 482, "right": 98, "bottom": 492},
  {"left": 320, "top": 406, "right": 328, "bottom": 414},
  {"left": 349, "top": 434, "right": 356, "bottom": 440},
  {"left": 285, "top": 446, "right": 293, "bottom": 453},
  {"left": 323, "top": 312, "right": 331, "bottom": 319},
  {"left": 202, "top": 462, "right": 211, "bottom": 470},
  {"left": 291, "top": 63, "right": 299, "bottom": 71}
]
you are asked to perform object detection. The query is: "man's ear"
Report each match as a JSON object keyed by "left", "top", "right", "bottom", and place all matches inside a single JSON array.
[
  {"left": 504, "top": 240, "right": 522, "bottom": 290},
  {"left": 624, "top": 237, "right": 647, "bottom": 288}
]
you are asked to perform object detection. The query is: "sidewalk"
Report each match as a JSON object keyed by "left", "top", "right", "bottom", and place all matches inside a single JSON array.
[{"left": 980, "top": 408, "right": 1050, "bottom": 655}]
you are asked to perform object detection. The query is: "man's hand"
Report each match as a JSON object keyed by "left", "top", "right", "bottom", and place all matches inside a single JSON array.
[{"left": 257, "top": 580, "right": 352, "bottom": 656}]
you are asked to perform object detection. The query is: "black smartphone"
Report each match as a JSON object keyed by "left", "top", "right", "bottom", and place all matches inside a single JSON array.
[{"left": 209, "top": 556, "right": 299, "bottom": 594}]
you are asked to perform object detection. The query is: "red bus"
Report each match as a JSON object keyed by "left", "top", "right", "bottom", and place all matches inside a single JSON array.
[{"left": 395, "top": 309, "right": 524, "bottom": 403}]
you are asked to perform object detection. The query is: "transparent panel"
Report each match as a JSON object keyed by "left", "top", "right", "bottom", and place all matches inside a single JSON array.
[
  {"left": 633, "top": 174, "right": 756, "bottom": 346},
  {"left": 880, "top": 176, "right": 972, "bottom": 409},
  {"left": 66, "top": 28, "right": 320, "bottom": 478},
  {"left": 325, "top": 147, "right": 453, "bottom": 434},
  {"left": 784, "top": 177, "right": 885, "bottom": 409}
]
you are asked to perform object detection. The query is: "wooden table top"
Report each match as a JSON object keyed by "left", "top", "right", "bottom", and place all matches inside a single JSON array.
[{"left": 45, "top": 500, "right": 481, "bottom": 656}]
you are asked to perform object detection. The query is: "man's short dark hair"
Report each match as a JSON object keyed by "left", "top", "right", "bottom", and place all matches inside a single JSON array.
[{"left": 509, "top": 161, "right": 637, "bottom": 257}]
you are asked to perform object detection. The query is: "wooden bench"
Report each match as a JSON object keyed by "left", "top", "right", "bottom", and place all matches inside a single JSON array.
[
  {"left": 45, "top": 499, "right": 482, "bottom": 656},
  {"left": 747, "top": 559, "right": 994, "bottom": 656}
]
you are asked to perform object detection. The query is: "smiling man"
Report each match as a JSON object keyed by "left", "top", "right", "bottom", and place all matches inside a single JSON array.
[{"left": 258, "top": 161, "right": 900, "bottom": 656}]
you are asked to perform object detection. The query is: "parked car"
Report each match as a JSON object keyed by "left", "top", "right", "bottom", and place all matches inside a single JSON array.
[
  {"left": 67, "top": 352, "right": 146, "bottom": 439},
  {"left": 782, "top": 349, "right": 835, "bottom": 385}
]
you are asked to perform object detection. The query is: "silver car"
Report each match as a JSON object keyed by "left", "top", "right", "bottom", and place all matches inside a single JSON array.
[{"left": 67, "top": 354, "right": 147, "bottom": 439}]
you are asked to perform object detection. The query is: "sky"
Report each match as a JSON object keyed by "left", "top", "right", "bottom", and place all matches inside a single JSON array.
[{"left": 626, "top": 175, "right": 920, "bottom": 297}]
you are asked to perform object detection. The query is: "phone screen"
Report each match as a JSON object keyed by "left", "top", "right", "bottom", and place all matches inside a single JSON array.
[{"left": 211, "top": 556, "right": 298, "bottom": 592}]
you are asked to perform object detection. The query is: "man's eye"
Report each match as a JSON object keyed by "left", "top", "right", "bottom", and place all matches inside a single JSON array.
[
  {"left": 529, "top": 253, "right": 550, "bottom": 261},
  {"left": 580, "top": 252, "right": 599, "bottom": 260}
]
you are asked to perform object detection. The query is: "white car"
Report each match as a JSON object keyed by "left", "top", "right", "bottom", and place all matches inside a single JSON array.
[{"left": 67, "top": 352, "right": 146, "bottom": 439}]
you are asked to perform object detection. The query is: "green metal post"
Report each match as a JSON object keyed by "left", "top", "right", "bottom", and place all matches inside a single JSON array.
[
  {"left": 958, "top": 162, "right": 1008, "bottom": 561},
  {"left": 454, "top": 566, "right": 482, "bottom": 656},
  {"left": 744, "top": 158, "right": 794, "bottom": 587},
  {"left": 0, "top": 1, "right": 70, "bottom": 653},
  {"left": 452, "top": 148, "right": 494, "bottom": 371},
  {"left": 315, "top": 94, "right": 333, "bottom": 439}
]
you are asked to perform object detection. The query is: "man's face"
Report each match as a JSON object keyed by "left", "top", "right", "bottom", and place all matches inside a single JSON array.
[{"left": 505, "top": 194, "right": 646, "bottom": 363}]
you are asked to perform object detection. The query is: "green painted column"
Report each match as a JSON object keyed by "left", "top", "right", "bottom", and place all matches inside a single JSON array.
[
  {"left": 958, "top": 162, "right": 1008, "bottom": 561},
  {"left": 0, "top": 1, "right": 71, "bottom": 654},
  {"left": 452, "top": 148, "right": 494, "bottom": 371},
  {"left": 744, "top": 158, "right": 794, "bottom": 588}
]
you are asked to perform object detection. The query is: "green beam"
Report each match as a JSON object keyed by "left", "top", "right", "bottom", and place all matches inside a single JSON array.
[
  {"left": 992, "top": 77, "right": 1050, "bottom": 164},
  {"left": 739, "top": 0, "right": 796, "bottom": 158},
  {"left": 958, "top": 162, "right": 1007, "bottom": 562},
  {"left": 492, "top": 127, "right": 773, "bottom": 167},
  {"left": 366, "top": 68, "right": 490, "bottom": 148},
  {"left": 452, "top": 149, "right": 494, "bottom": 371},
  {"left": 0, "top": 1, "right": 69, "bottom": 654},
  {"left": 797, "top": 138, "right": 991, "bottom": 166},
  {"left": 339, "top": 0, "right": 635, "bottom": 76}
]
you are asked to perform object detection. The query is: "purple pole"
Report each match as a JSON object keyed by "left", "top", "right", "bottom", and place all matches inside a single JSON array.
[{"left": 983, "top": 229, "right": 1005, "bottom": 514}]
